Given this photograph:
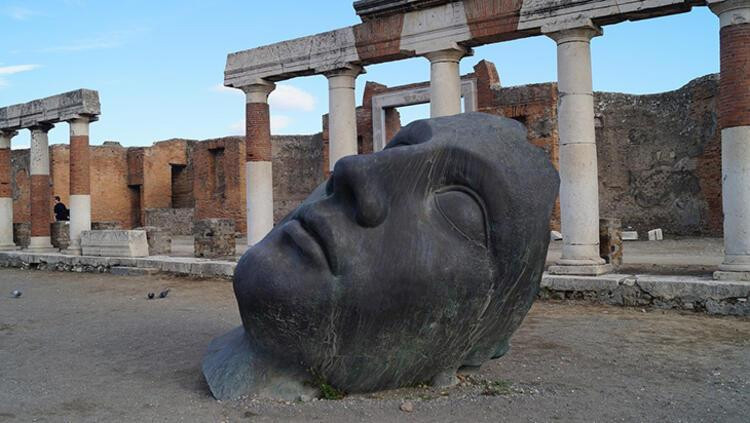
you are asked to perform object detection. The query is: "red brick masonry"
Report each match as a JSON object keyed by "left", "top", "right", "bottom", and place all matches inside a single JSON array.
[
  {"left": 30, "top": 174, "right": 50, "bottom": 237},
  {"left": 246, "top": 102, "right": 272, "bottom": 162},
  {"left": 0, "top": 148, "right": 10, "bottom": 198},
  {"left": 69, "top": 135, "right": 90, "bottom": 195},
  {"left": 719, "top": 23, "right": 750, "bottom": 129}
]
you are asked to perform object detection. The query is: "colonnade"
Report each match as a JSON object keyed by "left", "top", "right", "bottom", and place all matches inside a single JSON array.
[{"left": 0, "top": 117, "right": 94, "bottom": 254}]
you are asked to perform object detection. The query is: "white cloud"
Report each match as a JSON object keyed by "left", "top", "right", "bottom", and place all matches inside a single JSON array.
[
  {"left": 5, "top": 6, "right": 35, "bottom": 20},
  {"left": 228, "top": 114, "right": 293, "bottom": 134},
  {"left": 0, "top": 64, "right": 40, "bottom": 75},
  {"left": 269, "top": 85, "right": 315, "bottom": 112},
  {"left": 229, "top": 120, "right": 244, "bottom": 135},
  {"left": 0, "top": 64, "right": 40, "bottom": 89},
  {"left": 271, "top": 115, "right": 293, "bottom": 132},
  {"left": 215, "top": 83, "right": 315, "bottom": 113},
  {"left": 42, "top": 28, "right": 147, "bottom": 52}
]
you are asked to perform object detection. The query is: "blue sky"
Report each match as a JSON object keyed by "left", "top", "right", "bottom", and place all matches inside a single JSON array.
[{"left": 1, "top": 1, "right": 719, "bottom": 149}]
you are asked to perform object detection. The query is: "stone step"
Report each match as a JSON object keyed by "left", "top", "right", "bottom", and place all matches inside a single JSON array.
[{"left": 110, "top": 266, "right": 159, "bottom": 277}]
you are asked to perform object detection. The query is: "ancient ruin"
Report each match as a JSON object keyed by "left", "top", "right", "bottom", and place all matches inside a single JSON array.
[{"left": 0, "top": 89, "right": 100, "bottom": 254}]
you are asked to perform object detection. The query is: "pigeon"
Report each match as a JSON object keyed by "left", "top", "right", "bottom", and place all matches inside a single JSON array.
[
  {"left": 158, "top": 289, "right": 170, "bottom": 299},
  {"left": 147, "top": 292, "right": 155, "bottom": 300},
  {"left": 11, "top": 290, "right": 21, "bottom": 298}
]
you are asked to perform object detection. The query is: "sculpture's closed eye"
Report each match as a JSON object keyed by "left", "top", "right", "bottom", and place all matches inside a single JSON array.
[{"left": 434, "top": 187, "right": 488, "bottom": 248}]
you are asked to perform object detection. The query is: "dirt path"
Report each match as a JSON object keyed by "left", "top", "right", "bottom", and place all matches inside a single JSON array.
[{"left": 1, "top": 269, "right": 748, "bottom": 422}]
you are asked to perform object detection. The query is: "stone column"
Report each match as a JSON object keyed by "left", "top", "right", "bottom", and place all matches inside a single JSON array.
[
  {"left": 242, "top": 81, "right": 276, "bottom": 246},
  {"left": 28, "top": 124, "right": 56, "bottom": 252},
  {"left": 325, "top": 65, "right": 363, "bottom": 171},
  {"left": 710, "top": 0, "right": 750, "bottom": 280},
  {"left": 0, "top": 130, "right": 18, "bottom": 250},
  {"left": 425, "top": 47, "right": 466, "bottom": 118},
  {"left": 66, "top": 117, "right": 91, "bottom": 255},
  {"left": 546, "top": 24, "right": 612, "bottom": 276}
]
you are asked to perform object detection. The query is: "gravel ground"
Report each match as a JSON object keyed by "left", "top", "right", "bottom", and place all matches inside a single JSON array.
[{"left": 1, "top": 268, "right": 748, "bottom": 422}]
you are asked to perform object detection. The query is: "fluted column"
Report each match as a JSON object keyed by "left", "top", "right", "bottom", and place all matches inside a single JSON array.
[
  {"left": 425, "top": 47, "right": 467, "bottom": 118},
  {"left": 326, "top": 65, "right": 363, "bottom": 171},
  {"left": 28, "top": 124, "right": 56, "bottom": 252},
  {"left": 546, "top": 23, "right": 611, "bottom": 276},
  {"left": 242, "top": 81, "right": 276, "bottom": 246},
  {"left": 66, "top": 117, "right": 91, "bottom": 255},
  {"left": 0, "top": 130, "right": 18, "bottom": 250},
  {"left": 710, "top": 0, "right": 750, "bottom": 280}
]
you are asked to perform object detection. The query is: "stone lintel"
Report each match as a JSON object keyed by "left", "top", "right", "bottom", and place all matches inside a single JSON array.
[
  {"left": 0, "top": 89, "right": 101, "bottom": 131},
  {"left": 226, "top": 1, "right": 699, "bottom": 85},
  {"left": 353, "top": 0, "right": 454, "bottom": 20}
]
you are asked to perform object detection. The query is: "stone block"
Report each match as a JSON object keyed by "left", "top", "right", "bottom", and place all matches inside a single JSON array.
[
  {"left": 648, "top": 228, "right": 663, "bottom": 241},
  {"left": 135, "top": 226, "right": 171, "bottom": 256},
  {"left": 81, "top": 230, "right": 149, "bottom": 257},
  {"left": 621, "top": 231, "right": 639, "bottom": 241},
  {"left": 194, "top": 218, "right": 236, "bottom": 258},
  {"left": 13, "top": 223, "right": 30, "bottom": 249},
  {"left": 51, "top": 221, "right": 70, "bottom": 250},
  {"left": 547, "top": 263, "right": 613, "bottom": 276},
  {"left": 92, "top": 221, "right": 122, "bottom": 230},
  {"left": 599, "top": 217, "right": 622, "bottom": 267},
  {"left": 145, "top": 208, "right": 194, "bottom": 236},
  {"left": 550, "top": 230, "right": 562, "bottom": 241}
]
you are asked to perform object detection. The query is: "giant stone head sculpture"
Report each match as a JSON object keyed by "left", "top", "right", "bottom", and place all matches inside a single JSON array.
[{"left": 203, "top": 112, "right": 559, "bottom": 400}]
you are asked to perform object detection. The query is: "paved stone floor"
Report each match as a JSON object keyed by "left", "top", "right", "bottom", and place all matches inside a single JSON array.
[{"left": 1, "top": 269, "right": 748, "bottom": 422}]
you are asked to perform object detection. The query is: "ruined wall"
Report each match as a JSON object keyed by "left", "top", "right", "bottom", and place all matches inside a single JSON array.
[
  {"left": 193, "top": 136, "right": 246, "bottom": 234},
  {"left": 484, "top": 81, "right": 560, "bottom": 230},
  {"left": 11, "top": 150, "right": 30, "bottom": 224},
  {"left": 142, "top": 139, "right": 192, "bottom": 211},
  {"left": 594, "top": 74, "right": 721, "bottom": 236},
  {"left": 272, "top": 134, "right": 325, "bottom": 222}
]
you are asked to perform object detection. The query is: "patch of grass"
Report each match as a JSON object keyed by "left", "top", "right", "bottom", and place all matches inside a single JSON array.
[
  {"left": 482, "top": 379, "right": 515, "bottom": 396},
  {"left": 307, "top": 372, "right": 346, "bottom": 400}
]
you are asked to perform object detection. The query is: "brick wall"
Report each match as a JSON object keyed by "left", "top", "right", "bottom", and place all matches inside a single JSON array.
[
  {"left": 272, "top": 134, "right": 325, "bottom": 222},
  {"left": 193, "top": 136, "right": 246, "bottom": 234}
]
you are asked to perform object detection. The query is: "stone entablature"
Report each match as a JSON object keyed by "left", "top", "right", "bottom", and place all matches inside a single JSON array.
[
  {"left": 0, "top": 89, "right": 100, "bottom": 130},
  {"left": 354, "top": 0, "right": 454, "bottom": 20},
  {"left": 225, "top": 0, "right": 701, "bottom": 87}
]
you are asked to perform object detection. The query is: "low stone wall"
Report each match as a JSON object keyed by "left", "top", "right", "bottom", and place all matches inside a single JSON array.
[
  {"left": 194, "top": 219, "right": 235, "bottom": 258},
  {"left": 540, "top": 274, "right": 750, "bottom": 317},
  {"left": 144, "top": 208, "right": 194, "bottom": 236}
]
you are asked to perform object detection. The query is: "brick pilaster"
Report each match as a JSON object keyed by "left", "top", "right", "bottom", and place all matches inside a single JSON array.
[{"left": 246, "top": 102, "right": 272, "bottom": 162}]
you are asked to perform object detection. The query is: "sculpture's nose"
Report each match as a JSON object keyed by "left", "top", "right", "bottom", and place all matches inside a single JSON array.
[{"left": 329, "top": 154, "right": 389, "bottom": 228}]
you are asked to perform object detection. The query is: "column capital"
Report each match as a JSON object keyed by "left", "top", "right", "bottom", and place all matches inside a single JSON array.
[
  {"left": 0, "top": 129, "right": 18, "bottom": 140},
  {"left": 239, "top": 80, "right": 276, "bottom": 103},
  {"left": 544, "top": 19, "right": 602, "bottom": 44},
  {"left": 424, "top": 47, "right": 470, "bottom": 64},
  {"left": 323, "top": 64, "right": 364, "bottom": 80},
  {"left": 28, "top": 123, "right": 54, "bottom": 134},
  {"left": 708, "top": 0, "right": 750, "bottom": 27},
  {"left": 69, "top": 116, "right": 90, "bottom": 137}
]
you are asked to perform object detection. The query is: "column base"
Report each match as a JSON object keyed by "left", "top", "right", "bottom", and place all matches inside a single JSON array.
[
  {"left": 0, "top": 244, "right": 20, "bottom": 251},
  {"left": 64, "top": 247, "right": 83, "bottom": 256},
  {"left": 26, "top": 236, "right": 58, "bottom": 253},
  {"left": 548, "top": 263, "right": 613, "bottom": 276}
]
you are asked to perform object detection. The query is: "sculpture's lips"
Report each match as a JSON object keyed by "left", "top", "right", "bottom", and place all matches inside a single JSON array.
[{"left": 283, "top": 219, "right": 333, "bottom": 273}]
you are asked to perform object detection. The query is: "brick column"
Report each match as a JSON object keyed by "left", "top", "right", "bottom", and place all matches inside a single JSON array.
[
  {"left": 28, "top": 123, "right": 56, "bottom": 252},
  {"left": 425, "top": 47, "right": 467, "bottom": 118},
  {"left": 242, "top": 81, "right": 276, "bottom": 246},
  {"left": 545, "top": 23, "right": 612, "bottom": 276},
  {"left": 710, "top": 0, "right": 750, "bottom": 280},
  {"left": 0, "top": 130, "right": 18, "bottom": 250},
  {"left": 66, "top": 117, "right": 91, "bottom": 255},
  {"left": 325, "top": 65, "right": 363, "bottom": 171}
]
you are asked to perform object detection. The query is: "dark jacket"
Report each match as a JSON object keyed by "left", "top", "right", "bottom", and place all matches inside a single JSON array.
[{"left": 54, "top": 202, "right": 69, "bottom": 221}]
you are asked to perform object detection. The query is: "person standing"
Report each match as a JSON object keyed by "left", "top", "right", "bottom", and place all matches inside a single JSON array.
[{"left": 53, "top": 196, "right": 69, "bottom": 221}]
